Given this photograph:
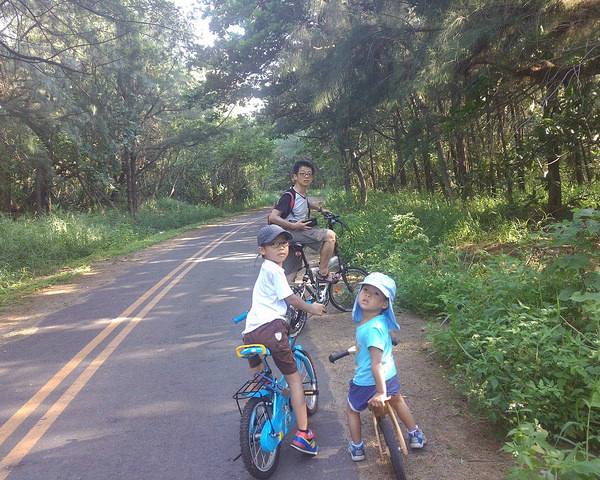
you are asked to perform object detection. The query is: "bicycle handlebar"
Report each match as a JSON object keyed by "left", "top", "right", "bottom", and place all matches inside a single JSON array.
[
  {"left": 329, "top": 338, "right": 398, "bottom": 363},
  {"left": 233, "top": 312, "right": 248, "bottom": 324},
  {"left": 328, "top": 346, "right": 357, "bottom": 363},
  {"left": 321, "top": 212, "right": 349, "bottom": 232}
]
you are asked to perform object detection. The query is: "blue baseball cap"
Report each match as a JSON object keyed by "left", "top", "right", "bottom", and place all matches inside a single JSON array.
[
  {"left": 351, "top": 272, "right": 400, "bottom": 331},
  {"left": 257, "top": 224, "right": 293, "bottom": 246}
]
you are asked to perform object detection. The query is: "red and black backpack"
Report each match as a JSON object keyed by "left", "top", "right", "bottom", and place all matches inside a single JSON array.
[{"left": 267, "top": 188, "right": 296, "bottom": 224}]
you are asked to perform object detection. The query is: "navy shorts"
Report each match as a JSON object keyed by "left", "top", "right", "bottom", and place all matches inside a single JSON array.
[{"left": 347, "top": 376, "right": 401, "bottom": 412}]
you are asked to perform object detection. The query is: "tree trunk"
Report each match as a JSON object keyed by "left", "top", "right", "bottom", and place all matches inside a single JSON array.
[
  {"left": 454, "top": 133, "right": 470, "bottom": 194},
  {"left": 542, "top": 85, "right": 563, "bottom": 217},
  {"left": 350, "top": 148, "right": 368, "bottom": 206},
  {"left": 412, "top": 159, "right": 422, "bottom": 193},
  {"left": 436, "top": 140, "right": 456, "bottom": 200},
  {"left": 122, "top": 148, "right": 139, "bottom": 216},
  {"left": 422, "top": 152, "right": 434, "bottom": 195},
  {"left": 497, "top": 111, "right": 513, "bottom": 204}
]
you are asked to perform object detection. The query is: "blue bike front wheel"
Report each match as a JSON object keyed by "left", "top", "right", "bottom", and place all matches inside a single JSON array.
[
  {"left": 240, "top": 397, "right": 280, "bottom": 479},
  {"left": 297, "top": 350, "right": 318, "bottom": 416}
]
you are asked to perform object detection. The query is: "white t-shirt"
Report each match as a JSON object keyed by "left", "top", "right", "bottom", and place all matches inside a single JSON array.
[{"left": 243, "top": 259, "right": 293, "bottom": 335}]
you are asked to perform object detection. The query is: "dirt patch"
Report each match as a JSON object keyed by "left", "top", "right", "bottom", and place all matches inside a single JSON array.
[
  {"left": 1, "top": 232, "right": 513, "bottom": 479},
  {"left": 312, "top": 309, "right": 512, "bottom": 479}
]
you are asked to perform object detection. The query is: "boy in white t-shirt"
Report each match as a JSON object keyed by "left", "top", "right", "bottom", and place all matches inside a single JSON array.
[{"left": 242, "top": 224, "right": 325, "bottom": 455}]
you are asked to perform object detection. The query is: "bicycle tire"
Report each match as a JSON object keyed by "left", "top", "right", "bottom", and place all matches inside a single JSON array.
[
  {"left": 240, "top": 397, "right": 280, "bottom": 479},
  {"left": 329, "top": 266, "right": 368, "bottom": 312},
  {"left": 378, "top": 416, "right": 407, "bottom": 480},
  {"left": 287, "top": 283, "right": 315, "bottom": 337},
  {"left": 287, "top": 306, "right": 307, "bottom": 338},
  {"left": 297, "top": 350, "right": 318, "bottom": 415}
]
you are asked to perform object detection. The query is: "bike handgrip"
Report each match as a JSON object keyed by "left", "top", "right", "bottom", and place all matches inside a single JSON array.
[
  {"left": 328, "top": 350, "right": 350, "bottom": 363},
  {"left": 233, "top": 312, "right": 248, "bottom": 324},
  {"left": 328, "top": 346, "right": 357, "bottom": 363}
]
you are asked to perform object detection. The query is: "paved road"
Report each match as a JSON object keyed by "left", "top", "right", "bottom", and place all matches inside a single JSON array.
[{"left": 0, "top": 210, "right": 358, "bottom": 480}]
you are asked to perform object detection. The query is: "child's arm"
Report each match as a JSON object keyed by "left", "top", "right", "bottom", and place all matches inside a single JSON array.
[
  {"left": 367, "top": 346, "right": 389, "bottom": 408},
  {"left": 285, "top": 293, "right": 325, "bottom": 316}
]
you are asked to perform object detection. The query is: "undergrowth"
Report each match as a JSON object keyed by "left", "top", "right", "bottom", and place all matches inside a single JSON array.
[
  {"left": 0, "top": 195, "right": 273, "bottom": 305},
  {"left": 326, "top": 191, "right": 599, "bottom": 479}
]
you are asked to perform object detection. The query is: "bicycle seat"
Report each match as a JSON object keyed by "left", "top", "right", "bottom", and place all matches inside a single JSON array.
[
  {"left": 289, "top": 242, "right": 303, "bottom": 250},
  {"left": 236, "top": 344, "right": 271, "bottom": 358}
]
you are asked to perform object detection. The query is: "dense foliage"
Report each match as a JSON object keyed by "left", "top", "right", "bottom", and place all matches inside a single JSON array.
[
  {"left": 2, "top": 0, "right": 600, "bottom": 220},
  {"left": 206, "top": 0, "right": 600, "bottom": 216},
  {"left": 327, "top": 192, "right": 600, "bottom": 479}
]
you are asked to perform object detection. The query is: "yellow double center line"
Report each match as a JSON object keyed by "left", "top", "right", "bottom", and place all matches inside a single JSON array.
[{"left": 0, "top": 221, "right": 249, "bottom": 479}]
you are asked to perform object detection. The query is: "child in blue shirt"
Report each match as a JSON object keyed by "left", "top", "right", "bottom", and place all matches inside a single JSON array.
[{"left": 346, "top": 272, "right": 426, "bottom": 461}]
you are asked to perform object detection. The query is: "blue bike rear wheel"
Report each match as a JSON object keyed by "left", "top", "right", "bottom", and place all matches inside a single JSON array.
[{"left": 240, "top": 397, "right": 280, "bottom": 479}]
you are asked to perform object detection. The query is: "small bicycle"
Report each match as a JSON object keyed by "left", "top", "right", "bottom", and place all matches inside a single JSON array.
[
  {"left": 287, "top": 212, "right": 368, "bottom": 337},
  {"left": 329, "top": 346, "right": 408, "bottom": 480},
  {"left": 232, "top": 312, "right": 319, "bottom": 479}
]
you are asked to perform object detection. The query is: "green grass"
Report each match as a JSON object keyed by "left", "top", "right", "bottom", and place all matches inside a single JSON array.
[{"left": 0, "top": 195, "right": 274, "bottom": 307}]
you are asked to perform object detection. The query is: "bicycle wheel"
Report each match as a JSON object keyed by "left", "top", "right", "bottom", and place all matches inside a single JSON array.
[
  {"left": 378, "top": 416, "right": 407, "bottom": 480},
  {"left": 329, "top": 266, "right": 368, "bottom": 312},
  {"left": 240, "top": 397, "right": 280, "bottom": 479},
  {"left": 297, "top": 350, "right": 318, "bottom": 416}
]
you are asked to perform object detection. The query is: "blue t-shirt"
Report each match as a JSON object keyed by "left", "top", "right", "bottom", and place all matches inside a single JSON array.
[{"left": 352, "top": 314, "right": 397, "bottom": 386}]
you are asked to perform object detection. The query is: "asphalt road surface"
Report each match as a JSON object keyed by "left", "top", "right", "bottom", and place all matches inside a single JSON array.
[{"left": 0, "top": 210, "right": 359, "bottom": 480}]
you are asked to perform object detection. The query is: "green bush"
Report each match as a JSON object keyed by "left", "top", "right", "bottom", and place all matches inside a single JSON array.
[{"left": 329, "top": 192, "right": 599, "bottom": 476}]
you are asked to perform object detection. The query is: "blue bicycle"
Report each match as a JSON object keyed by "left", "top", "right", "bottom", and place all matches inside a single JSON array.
[{"left": 233, "top": 312, "right": 319, "bottom": 479}]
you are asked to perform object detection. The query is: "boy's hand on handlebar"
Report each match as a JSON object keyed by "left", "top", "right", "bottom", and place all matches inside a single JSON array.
[
  {"left": 368, "top": 392, "right": 390, "bottom": 408},
  {"left": 309, "top": 302, "right": 325, "bottom": 316}
]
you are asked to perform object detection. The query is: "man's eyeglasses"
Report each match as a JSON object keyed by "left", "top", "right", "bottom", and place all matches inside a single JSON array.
[
  {"left": 296, "top": 172, "right": 313, "bottom": 178},
  {"left": 265, "top": 241, "right": 289, "bottom": 248}
]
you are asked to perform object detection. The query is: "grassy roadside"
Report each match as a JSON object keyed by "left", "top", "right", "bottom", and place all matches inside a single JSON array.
[
  {"left": 324, "top": 191, "right": 600, "bottom": 479},
  {"left": 0, "top": 196, "right": 274, "bottom": 310}
]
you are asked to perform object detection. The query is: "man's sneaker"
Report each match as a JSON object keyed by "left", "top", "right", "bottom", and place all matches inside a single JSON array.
[
  {"left": 348, "top": 441, "right": 365, "bottom": 461},
  {"left": 408, "top": 428, "right": 426, "bottom": 449},
  {"left": 291, "top": 429, "right": 319, "bottom": 456}
]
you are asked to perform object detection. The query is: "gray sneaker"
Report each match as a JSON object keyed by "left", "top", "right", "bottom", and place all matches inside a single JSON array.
[
  {"left": 348, "top": 441, "right": 365, "bottom": 461},
  {"left": 408, "top": 428, "right": 426, "bottom": 449}
]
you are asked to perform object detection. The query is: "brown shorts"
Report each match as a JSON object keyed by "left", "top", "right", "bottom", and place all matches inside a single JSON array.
[{"left": 242, "top": 319, "right": 297, "bottom": 375}]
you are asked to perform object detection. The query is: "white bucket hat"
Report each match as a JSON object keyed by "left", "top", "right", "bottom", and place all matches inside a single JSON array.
[{"left": 351, "top": 272, "right": 400, "bottom": 331}]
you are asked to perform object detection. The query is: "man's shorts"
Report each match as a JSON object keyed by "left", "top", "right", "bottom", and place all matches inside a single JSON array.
[
  {"left": 347, "top": 376, "right": 402, "bottom": 412},
  {"left": 282, "top": 227, "right": 329, "bottom": 275},
  {"left": 242, "top": 319, "right": 297, "bottom": 375}
]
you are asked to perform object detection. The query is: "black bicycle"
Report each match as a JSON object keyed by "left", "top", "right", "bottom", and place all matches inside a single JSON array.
[{"left": 287, "top": 212, "right": 368, "bottom": 337}]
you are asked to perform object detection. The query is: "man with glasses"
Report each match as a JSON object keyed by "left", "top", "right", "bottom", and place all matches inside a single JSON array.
[{"left": 268, "top": 160, "right": 339, "bottom": 283}]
